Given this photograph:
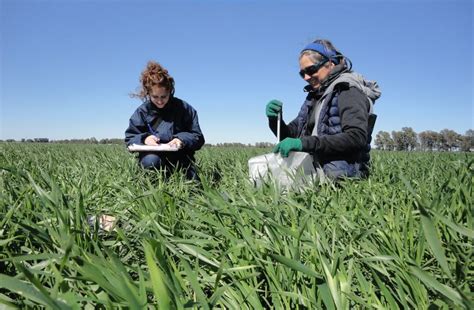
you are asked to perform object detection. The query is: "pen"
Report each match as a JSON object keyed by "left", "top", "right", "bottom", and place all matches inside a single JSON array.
[{"left": 139, "top": 112, "right": 158, "bottom": 137}]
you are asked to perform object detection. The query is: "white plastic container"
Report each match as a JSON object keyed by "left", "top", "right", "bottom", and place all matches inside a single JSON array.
[{"left": 248, "top": 151, "right": 320, "bottom": 189}]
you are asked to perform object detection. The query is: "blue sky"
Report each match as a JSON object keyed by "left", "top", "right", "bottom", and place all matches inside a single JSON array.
[{"left": 1, "top": 0, "right": 472, "bottom": 144}]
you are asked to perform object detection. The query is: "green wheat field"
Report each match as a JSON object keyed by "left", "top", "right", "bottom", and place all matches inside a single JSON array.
[{"left": 0, "top": 143, "right": 472, "bottom": 309}]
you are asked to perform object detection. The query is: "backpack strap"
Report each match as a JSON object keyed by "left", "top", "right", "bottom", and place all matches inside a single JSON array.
[{"left": 367, "top": 113, "right": 377, "bottom": 137}]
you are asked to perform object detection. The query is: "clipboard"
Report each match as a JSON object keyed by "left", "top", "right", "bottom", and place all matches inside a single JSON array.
[{"left": 127, "top": 143, "right": 179, "bottom": 152}]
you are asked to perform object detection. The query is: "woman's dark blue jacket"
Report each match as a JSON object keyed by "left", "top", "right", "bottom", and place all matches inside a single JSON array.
[{"left": 125, "top": 97, "right": 205, "bottom": 157}]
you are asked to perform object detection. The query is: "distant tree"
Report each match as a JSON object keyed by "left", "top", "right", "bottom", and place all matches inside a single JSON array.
[
  {"left": 401, "top": 127, "right": 417, "bottom": 151},
  {"left": 391, "top": 130, "right": 404, "bottom": 151},
  {"left": 419, "top": 130, "right": 439, "bottom": 151},
  {"left": 460, "top": 129, "right": 474, "bottom": 152},
  {"left": 97, "top": 138, "right": 122, "bottom": 144},
  {"left": 390, "top": 128, "right": 417, "bottom": 151},
  {"left": 6, "top": 139, "right": 16, "bottom": 142},
  {"left": 430, "top": 131, "right": 444, "bottom": 150},
  {"left": 255, "top": 142, "right": 274, "bottom": 148},
  {"left": 374, "top": 131, "right": 393, "bottom": 150},
  {"left": 439, "top": 129, "right": 461, "bottom": 151},
  {"left": 466, "top": 129, "right": 474, "bottom": 141},
  {"left": 109, "top": 138, "right": 123, "bottom": 145},
  {"left": 34, "top": 138, "right": 49, "bottom": 143}
]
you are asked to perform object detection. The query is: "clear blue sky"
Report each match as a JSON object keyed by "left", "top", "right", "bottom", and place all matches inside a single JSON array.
[{"left": 1, "top": 0, "right": 472, "bottom": 144}]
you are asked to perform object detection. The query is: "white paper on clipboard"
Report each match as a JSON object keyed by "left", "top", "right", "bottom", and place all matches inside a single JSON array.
[{"left": 127, "top": 143, "right": 179, "bottom": 152}]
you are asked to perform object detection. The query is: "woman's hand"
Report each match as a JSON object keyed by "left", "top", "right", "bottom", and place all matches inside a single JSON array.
[
  {"left": 144, "top": 135, "right": 160, "bottom": 145},
  {"left": 169, "top": 138, "right": 184, "bottom": 149}
]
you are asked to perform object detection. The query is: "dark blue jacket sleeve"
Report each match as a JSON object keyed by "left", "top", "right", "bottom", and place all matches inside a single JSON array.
[
  {"left": 173, "top": 107, "right": 205, "bottom": 151},
  {"left": 124, "top": 109, "right": 149, "bottom": 146}
]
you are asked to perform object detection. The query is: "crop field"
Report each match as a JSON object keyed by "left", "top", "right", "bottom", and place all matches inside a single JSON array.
[{"left": 0, "top": 143, "right": 472, "bottom": 309}]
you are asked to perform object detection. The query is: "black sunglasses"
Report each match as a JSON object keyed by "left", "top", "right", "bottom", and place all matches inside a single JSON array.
[{"left": 299, "top": 58, "right": 329, "bottom": 78}]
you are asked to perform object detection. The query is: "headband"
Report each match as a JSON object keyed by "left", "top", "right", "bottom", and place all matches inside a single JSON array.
[{"left": 302, "top": 42, "right": 339, "bottom": 65}]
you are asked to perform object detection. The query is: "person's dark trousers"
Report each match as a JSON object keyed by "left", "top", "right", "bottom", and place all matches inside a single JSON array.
[
  {"left": 139, "top": 152, "right": 199, "bottom": 181},
  {"left": 322, "top": 160, "right": 362, "bottom": 180}
]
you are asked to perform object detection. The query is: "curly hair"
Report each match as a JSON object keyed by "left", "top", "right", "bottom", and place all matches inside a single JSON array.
[{"left": 131, "top": 61, "right": 175, "bottom": 101}]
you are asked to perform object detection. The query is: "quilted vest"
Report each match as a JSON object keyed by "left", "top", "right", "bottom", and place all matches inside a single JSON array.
[{"left": 310, "top": 72, "right": 380, "bottom": 167}]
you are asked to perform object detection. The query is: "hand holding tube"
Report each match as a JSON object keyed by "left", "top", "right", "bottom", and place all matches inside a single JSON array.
[{"left": 266, "top": 100, "right": 283, "bottom": 118}]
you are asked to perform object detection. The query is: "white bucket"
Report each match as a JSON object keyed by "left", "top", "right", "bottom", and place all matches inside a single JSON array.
[{"left": 248, "top": 151, "right": 323, "bottom": 189}]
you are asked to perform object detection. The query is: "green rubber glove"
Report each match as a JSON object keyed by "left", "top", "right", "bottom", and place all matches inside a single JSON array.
[
  {"left": 273, "top": 138, "right": 303, "bottom": 157},
  {"left": 266, "top": 99, "right": 283, "bottom": 117}
]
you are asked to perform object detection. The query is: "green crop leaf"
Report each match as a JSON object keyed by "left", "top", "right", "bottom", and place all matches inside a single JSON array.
[
  {"left": 144, "top": 242, "right": 173, "bottom": 309},
  {"left": 419, "top": 206, "right": 452, "bottom": 277}
]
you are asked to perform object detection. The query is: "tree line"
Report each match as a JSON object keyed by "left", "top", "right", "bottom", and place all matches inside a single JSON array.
[
  {"left": 206, "top": 142, "right": 274, "bottom": 148},
  {"left": 375, "top": 128, "right": 473, "bottom": 152},
  {"left": 1, "top": 138, "right": 124, "bottom": 144},
  {"left": 3, "top": 129, "right": 472, "bottom": 151},
  {"left": 1, "top": 138, "right": 274, "bottom": 148}
]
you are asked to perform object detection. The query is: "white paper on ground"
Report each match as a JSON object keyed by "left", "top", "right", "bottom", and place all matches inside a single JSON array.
[{"left": 127, "top": 143, "right": 179, "bottom": 152}]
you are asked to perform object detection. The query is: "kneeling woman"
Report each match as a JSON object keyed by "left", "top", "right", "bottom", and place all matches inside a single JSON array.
[{"left": 125, "top": 61, "right": 205, "bottom": 180}]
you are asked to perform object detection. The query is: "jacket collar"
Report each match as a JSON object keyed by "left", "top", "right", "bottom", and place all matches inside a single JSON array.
[{"left": 146, "top": 97, "right": 175, "bottom": 114}]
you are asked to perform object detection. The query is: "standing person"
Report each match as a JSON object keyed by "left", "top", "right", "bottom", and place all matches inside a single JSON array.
[
  {"left": 125, "top": 61, "right": 205, "bottom": 180},
  {"left": 266, "top": 39, "right": 381, "bottom": 180}
]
